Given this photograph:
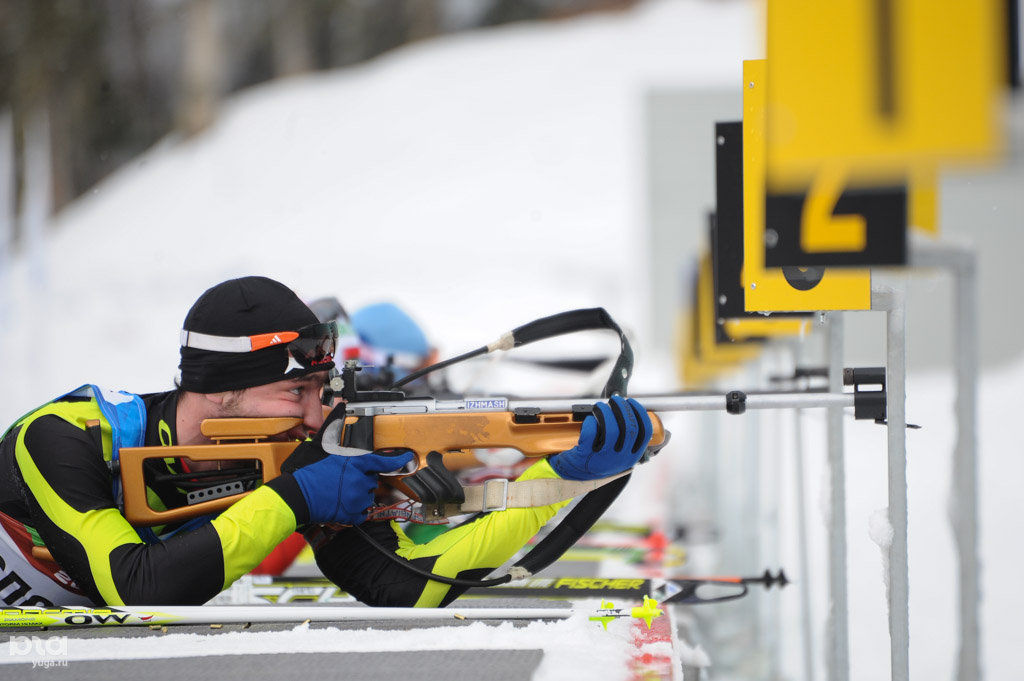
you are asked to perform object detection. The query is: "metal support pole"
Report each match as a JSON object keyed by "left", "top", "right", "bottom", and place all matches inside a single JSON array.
[
  {"left": 706, "top": 411, "right": 721, "bottom": 554},
  {"left": 786, "top": 339, "right": 816, "bottom": 681},
  {"left": 873, "top": 286, "right": 909, "bottom": 681},
  {"left": 744, "top": 360, "right": 765, "bottom": 673},
  {"left": 911, "top": 241, "right": 980, "bottom": 681},
  {"left": 760, "top": 350, "right": 783, "bottom": 681},
  {"left": 824, "top": 312, "right": 849, "bottom": 681},
  {"left": 794, "top": 404, "right": 816, "bottom": 681},
  {"left": 952, "top": 255, "right": 980, "bottom": 681}
]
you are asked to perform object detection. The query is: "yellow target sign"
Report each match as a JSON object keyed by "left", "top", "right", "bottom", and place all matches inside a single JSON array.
[
  {"left": 765, "top": 0, "right": 1004, "bottom": 190},
  {"left": 741, "top": 60, "right": 872, "bottom": 312}
]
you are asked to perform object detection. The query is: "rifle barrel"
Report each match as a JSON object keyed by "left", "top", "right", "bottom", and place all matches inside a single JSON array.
[
  {"left": 510, "top": 393, "right": 853, "bottom": 413},
  {"left": 346, "top": 391, "right": 854, "bottom": 416}
]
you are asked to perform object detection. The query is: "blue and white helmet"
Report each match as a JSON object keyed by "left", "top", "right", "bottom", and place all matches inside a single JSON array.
[
  {"left": 309, "top": 297, "right": 433, "bottom": 389},
  {"left": 350, "top": 302, "right": 431, "bottom": 386}
]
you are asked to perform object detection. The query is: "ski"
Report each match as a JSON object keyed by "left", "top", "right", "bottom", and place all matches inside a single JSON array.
[
  {"left": 528, "top": 530, "right": 687, "bottom": 567},
  {"left": 0, "top": 600, "right": 662, "bottom": 630},
  {"left": 210, "top": 570, "right": 787, "bottom": 606}
]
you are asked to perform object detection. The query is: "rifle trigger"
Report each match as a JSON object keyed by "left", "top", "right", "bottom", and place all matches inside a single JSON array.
[{"left": 404, "top": 451, "right": 465, "bottom": 511}]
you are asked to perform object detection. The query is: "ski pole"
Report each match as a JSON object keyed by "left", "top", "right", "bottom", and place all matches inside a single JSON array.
[{"left": 0, "top": 602, "right": 659, "bottom": 630}]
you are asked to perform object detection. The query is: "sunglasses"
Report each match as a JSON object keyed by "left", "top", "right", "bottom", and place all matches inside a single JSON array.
[{"left": 180, "top": 321, "right": 339, "bottom": 373}]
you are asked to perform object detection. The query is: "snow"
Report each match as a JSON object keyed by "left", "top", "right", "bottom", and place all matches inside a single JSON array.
[
  {"left": 1, "top": 614, "right": 634, "bottom": 681},
  {"left": 867, "top": 507, "right": 894, "bottom": 611},
  {"left": 675, "top": 640, "right": 711, "bottom": 669},
  {"left": 867, "top": 510, "right": 893, "bottom": 554},
  {"left": 2, "top": 0, "right": 1021, "bottom": 678}
]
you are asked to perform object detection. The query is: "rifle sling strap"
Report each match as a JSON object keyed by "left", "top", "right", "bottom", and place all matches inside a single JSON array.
[{"left": 437, "top": 469, "right": 630, "bottom": 516}]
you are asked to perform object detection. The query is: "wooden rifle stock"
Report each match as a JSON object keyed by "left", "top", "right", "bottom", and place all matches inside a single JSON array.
[{"left": 118, "top": 410, "right": 665, "bottom": 527}]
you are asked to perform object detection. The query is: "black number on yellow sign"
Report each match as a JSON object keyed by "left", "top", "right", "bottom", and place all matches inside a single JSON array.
[
  {"left": 874, "top": 0, "right": 897, "bottom": 122},
  {"left": 764, "top": 173, "right": 908, "bottom": 268}
]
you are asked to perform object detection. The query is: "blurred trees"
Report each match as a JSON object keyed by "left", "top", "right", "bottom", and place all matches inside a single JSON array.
[
  {"left": 2, "top": 0, "right": 179, "bottom": 245},
  {"left": 0, "top": 0, "right": 639, "bottom": 248}
]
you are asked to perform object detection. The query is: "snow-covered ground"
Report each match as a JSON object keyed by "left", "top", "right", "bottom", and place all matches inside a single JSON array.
[
  {"left": 0, "top": 611, "right": 633, "bottom": 680},
  {"left": 2, "top": 0, "right": 1020, "bottom": 679}
]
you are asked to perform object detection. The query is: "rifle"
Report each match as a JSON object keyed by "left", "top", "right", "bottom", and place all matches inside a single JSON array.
[
  {"left": 119, "top": 308, "right": 885, "bottom": 528},
  {"left": 118, "top": 394, "right": 670, "bottom": 527},
  {"left": 111, "top": 308, "right": 882, "bottom": 587},
  {"left": 120, "top": 308, "right": 646, "bottom": 527}
]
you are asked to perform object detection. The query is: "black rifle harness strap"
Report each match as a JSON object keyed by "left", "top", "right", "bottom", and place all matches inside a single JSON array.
[{"left": 342, "top": 308, "right": 643, "bottom": 589}]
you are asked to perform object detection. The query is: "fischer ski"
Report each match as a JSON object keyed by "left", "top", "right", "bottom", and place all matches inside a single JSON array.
[
  {"left": 210, "top": 570, "right": 788, "bottom": 606},
  {"left": 465, "top": 572, "right": 786, "bottom": 605}
]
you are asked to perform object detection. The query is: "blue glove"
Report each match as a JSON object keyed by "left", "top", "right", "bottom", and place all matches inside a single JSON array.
[
  {"left": 549, "top": 395, "right": 653, "bottom": 481},
  {"left": 292, "top": 449, "right": 413, "bottom": 525},
  {"left": 278, "top": 401, "right": 413, "bottom": 525}
]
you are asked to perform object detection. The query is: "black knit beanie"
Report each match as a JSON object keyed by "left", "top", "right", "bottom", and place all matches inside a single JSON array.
[{"left": 178, "top": 276, "right": 321, "bottom": 393}]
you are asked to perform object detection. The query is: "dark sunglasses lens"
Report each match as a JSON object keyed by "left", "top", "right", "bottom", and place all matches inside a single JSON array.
[
  {"left": 289, "top": 335, "right": 336, "bottom": 369},
  {"left": 297, "top": 322, "right": 339, "bottom": 340}
]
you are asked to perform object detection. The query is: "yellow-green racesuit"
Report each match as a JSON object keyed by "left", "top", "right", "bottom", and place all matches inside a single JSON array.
[
  {"left": 0, "top": 388, "right": 570, "bottom": 607},
  {"left": 0, "top": 389, "right": 298, "bottom": 605},
  {"left": 308, "top": 458, "right": 570, "bottom": 607}
]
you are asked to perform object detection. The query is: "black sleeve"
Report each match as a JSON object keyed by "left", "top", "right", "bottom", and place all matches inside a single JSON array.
[
  {"left": 309, "top": 522, "right": 430, "bottom": 607},
  {"left": 308, "top": 522, "right": 491, "bottom": 608}
]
